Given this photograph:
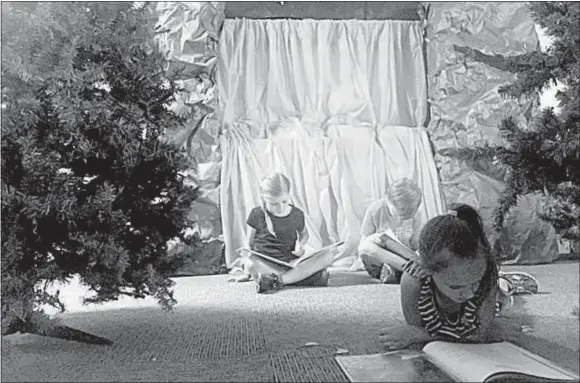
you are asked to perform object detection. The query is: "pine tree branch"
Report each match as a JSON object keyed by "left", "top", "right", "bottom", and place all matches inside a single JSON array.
[
  {"left": 2, "top": 3, "right": 202, "bottom": 334},
  {"left": 454, "top": 45, "right": 558, "bottom": 98}
]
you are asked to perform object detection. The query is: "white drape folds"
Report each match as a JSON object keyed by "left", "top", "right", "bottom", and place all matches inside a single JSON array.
[{"left": 218, "top": 19, "right": 446, "bottom": 267}]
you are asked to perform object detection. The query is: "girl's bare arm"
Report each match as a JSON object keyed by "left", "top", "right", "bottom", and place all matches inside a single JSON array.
[
  {"left": 463, "top": 285, "right": 499, "bottom": 343},
  {"left": 297, "top": 227, "right": 309, "bottom": 247},
  {"left": 400, "top": 272, "right": 446, "bottom": 343},
  {"left": 246, "top": 226, "right": 257, "bottom": 249},
  {"left": 400, "top": 271, "right": 425, "bottom": 327}
]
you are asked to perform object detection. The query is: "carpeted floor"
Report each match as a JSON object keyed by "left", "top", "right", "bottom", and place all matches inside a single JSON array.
[{"left": 2, "top": 263, "right": 579, "bottom": 382}]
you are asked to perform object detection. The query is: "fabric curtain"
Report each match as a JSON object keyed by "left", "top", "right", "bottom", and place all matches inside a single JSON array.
[{"left": 218, "top": 18, "right": 446, "bottom": 267}]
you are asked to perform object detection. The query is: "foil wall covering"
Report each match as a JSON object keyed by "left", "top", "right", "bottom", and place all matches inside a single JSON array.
[
  {"left": 154, "top": 2, "right": 225, "bottom": 244},
  {"left": 424, "top": 2, "right": 559, "bottom": 263},
  {"left": 152, "top": 2, "right": 560, "bottom": 266}
]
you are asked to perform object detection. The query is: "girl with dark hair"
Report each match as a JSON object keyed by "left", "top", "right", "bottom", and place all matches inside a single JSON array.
[{"left": 379, "top": 204, "right": 536, "bottom": 350}]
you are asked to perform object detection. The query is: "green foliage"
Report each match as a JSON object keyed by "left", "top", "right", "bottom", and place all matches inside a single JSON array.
[
  {"left": 1, "top": 2, "right": 200, "bottom": 331},
  {"left": 453, "top": 2, "right": 580, "bottom": 240}
]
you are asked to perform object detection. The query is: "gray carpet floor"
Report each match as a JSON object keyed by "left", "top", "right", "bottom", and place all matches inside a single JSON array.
[{"left": 2, "top": 262, "right": 579, "bottom": 382}]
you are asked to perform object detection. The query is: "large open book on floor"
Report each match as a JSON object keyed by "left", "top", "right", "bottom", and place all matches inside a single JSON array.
[
  {"left": 237, "top": 241, "right": 344, "bottom": 270},
  {"left": 335, "top": 341, "right": 580, "bottom": 382}
]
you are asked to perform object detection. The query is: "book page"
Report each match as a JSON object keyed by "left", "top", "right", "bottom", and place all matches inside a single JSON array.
[
  {"left": 238, "top": 248, "right": 294, "bottom": 269},
  {"left": 423, "top": 341, "right": 579, "bottom": 382},
  {"left": 294, "top": 241, "right": 345, "bottom": 265},
  {"left": 238, "top": 241, "right": 344, "bottom": 269},
  {"left": 335, "top": 350, "right": 454, "bottom": 382},
  {"left": 377, "top": 229, "right": 417, "bottom": 261},
  {"left": 382, "top": 228, "right": 403, "bottom": 244}
]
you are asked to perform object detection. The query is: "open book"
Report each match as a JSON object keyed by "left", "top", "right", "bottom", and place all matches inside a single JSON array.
[
  {"left": 237, "top": 241, "right": 345, "bottom": 270},
  {"left": 335, "top": 341, "right": 580, "bottom": 382},
  {"left": 376, "top": 228, "right": 417, "bottom": 261}
]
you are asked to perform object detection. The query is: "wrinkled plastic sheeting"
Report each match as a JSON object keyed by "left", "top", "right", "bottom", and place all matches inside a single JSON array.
[
  {"left": 154, "top": 2, "right": 225, "bottom": 242},
  {"left": 443, "top": 172, "right": 559, "bottom": 264},
  {"left": 155, "top": 2, "right": 224, "bottom": 79},
  {"left": 498, "top": 194, "right": 560, "bottom": 265},
  {"left": 424, "top": 2, "right": 559, "bottom": 264}
]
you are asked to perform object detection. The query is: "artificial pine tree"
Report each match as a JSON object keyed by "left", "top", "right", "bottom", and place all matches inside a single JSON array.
[
  {"left": 1, "top": 2, "right": 200, "bottom": 342},
  {"left": 453, "top": 2, "right": 579, "bottom": 246}
]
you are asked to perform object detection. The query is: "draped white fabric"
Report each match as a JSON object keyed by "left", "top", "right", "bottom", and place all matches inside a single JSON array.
[{"left": 218, "top": 19, "right": 446, "bottom": 267}]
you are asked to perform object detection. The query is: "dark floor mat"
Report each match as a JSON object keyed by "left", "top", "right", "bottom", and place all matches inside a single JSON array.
[{"left": 269, "top": 344, "right": 379, "bottom": 383}]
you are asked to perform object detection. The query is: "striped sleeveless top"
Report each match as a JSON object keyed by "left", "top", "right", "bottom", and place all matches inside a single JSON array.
[{"left": 404, "top": 259, "right": 499, "bottom": 340}]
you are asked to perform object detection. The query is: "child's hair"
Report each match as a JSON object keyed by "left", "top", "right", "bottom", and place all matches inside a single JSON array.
[
  {"left": 259, "top": 173, "right": 291, "bottom": 236},
  {"left": 418, "top": 203, "right": 493, "bottom": 274},
  {"left": 387, "top": 178, "right": 423, "bottom": 220}
]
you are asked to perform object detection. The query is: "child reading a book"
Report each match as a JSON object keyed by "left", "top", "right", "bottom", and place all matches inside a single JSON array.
[
  {"left": 357, "top": 178, "right": 426, "bottom": 284},
  {"left": 239, "top": 172, "right": 339, "bottom": 294},
  {"left": 380, "top": 204, "right": 507, "bottom": 351}
]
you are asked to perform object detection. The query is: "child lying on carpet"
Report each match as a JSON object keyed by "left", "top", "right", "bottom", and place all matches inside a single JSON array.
[
  {"left": 379, "top": 204, "right": 538, "bottom": 351},
  {"left": 230, "top": 172, "right": 341, "bottom": 293}
]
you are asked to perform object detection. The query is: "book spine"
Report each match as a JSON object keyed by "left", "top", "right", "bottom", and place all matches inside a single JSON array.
[
  {"left": 505, "top": 343, "right": 580, "bottom": 379},
  {"left": 423, "top": 353, "right": 463, "bottom": 382}
]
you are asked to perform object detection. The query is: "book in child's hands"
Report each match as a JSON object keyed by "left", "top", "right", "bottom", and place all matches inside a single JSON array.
[
  {"left": 237, "top": 241, "right": 345, "bottom": 270},
  {"left": 376, "top": 228, "right": 417, "bottom": 261},
  {"left": 335, "top": 341, "right": 580, "bottom": 382}
]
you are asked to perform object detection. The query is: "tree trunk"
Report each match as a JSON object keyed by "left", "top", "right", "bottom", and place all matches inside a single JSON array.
[
  {"left": 31, "top": 323, "right": 113, "bottom": 345},
  {"left": 3, "top": 316, "right": 113, "bottom": 345}
]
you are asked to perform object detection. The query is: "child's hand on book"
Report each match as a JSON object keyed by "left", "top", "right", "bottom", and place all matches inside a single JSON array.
[
  {"left": 487, "top": 317, "right": 534, "bottom": 342},
  {"left": 379, "top": 324, "right": 430, "bottom": 351},
  {"left": 292, "top": 244, "right": 305, "bottom": 257}
]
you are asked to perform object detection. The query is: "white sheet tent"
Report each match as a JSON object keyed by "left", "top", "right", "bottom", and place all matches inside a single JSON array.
[
  {"left": 218, "top": 19, "right": 446, "bottom": 266},
  {"left": 155, "top": 2, "right": 561, "bottom": 268}
]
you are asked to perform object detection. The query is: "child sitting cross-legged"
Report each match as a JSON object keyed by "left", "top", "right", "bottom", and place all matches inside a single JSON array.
[
  {"left": 357, "top": 177, "right": 425, "bottom": 284},
  {"left": 233, "top": 172, "right": 341, "bottom": 294}
]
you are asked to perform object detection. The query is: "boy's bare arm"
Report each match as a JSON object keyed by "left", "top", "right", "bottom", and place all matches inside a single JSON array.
[
  {"left": 378, "top": 233, "right": 419, "bottom": 261},
  {"left": 360, "top": 207, "right": 378, "bottom": 239},
  {"left": 409, "top": 211, "right": 426, "bottom": 251}
]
